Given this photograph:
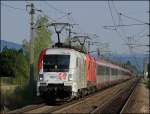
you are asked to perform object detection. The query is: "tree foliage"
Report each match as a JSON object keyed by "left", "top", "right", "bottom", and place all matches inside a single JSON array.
[
  {"left": 0, "top": 48, "right": 29, "bottom": 84},
  {"left": 23, "top": 16, "right": 52, "bottom": 79},
  {"left": 64, "top": 38, "right": 87, "bottom": 53}
]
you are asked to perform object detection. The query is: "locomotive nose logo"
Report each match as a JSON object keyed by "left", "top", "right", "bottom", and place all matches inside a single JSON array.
[{"left": 58, "top": 72, "right": 67, "bottom": 80}]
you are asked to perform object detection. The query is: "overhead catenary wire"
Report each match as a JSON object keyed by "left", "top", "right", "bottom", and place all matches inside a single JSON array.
[
  {"left": 1, "top": 2, "right": 27, "bottom": 12},
  {"left": 120, "top": 14, "right": 142, "bottom": 71},
  {"left": 112, "top": 1, "right": 148, "bottom": 25},
  {"left": 107, "top": 1, "right": 126, "bottom": 41},
  {"left": 42, "top": 1, "right": 71, "bottom": 22},
  {"left": 44, "top": 1, "right": 68, "bottom": 15},
  {"left": 119, "top": 14, "right": 142, "bottom": 70},
  {"left": 41, "top": 1, "right": 93, "bottom": 50},
  {"left": 39, "top": 3, "right": 78, "bottom": 44},
  {"left": 107, "top": 1, "right": 143, "bottom": 71},
  {"left": 104, "top": 23, "right": 147, "bottom": 28},
  {"left": 118, "top": 13, "right": 149, "bottom": 25}
]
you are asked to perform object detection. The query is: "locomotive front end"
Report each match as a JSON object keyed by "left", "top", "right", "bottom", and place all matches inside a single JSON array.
[{"left": 37, "top": 49, "right": 76, "bottom": 101}]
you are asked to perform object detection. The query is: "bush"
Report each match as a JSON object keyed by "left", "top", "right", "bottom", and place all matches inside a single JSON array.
[{"left": 0, "top": 48, "right": 29, "bottom": 85}]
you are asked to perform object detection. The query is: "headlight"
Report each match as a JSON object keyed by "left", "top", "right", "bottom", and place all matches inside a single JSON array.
[
  {"left": 39, "top": 74, "right": 43, "bottom": 81},
  {"left": 68, "top": 74, "right": 73, "bottom": 81}
]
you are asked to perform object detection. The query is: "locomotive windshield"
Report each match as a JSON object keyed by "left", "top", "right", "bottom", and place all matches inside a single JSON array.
[{"left": 43, "top": 55, "right": 70, "bottom": 72}]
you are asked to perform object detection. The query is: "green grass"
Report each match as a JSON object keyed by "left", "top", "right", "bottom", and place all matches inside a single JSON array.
[{"left": 0, "top": 81, "right": 37, "bottom": 111}]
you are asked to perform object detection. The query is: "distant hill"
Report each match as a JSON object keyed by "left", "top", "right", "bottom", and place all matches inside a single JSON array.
[{"left": 1, "top": 40, "right": 22, "bottom": 51}]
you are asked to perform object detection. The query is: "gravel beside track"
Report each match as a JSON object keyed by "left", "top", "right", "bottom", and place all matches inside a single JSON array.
[{"left": 120, "top": 78, "right": 149, "bottom": 113}]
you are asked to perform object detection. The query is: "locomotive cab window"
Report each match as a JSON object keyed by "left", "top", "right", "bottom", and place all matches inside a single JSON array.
[{"left": 43, "top": 55, "right": 70, "bottom": 72}]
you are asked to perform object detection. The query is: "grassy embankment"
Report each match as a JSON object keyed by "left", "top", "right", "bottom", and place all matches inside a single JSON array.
[{"left": 0, "top": 80, "right": 37, "bottom": 111}]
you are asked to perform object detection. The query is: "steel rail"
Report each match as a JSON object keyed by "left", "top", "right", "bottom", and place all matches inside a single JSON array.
[{"left": 119, "top": 78, "right": 141, "bottom": 114}]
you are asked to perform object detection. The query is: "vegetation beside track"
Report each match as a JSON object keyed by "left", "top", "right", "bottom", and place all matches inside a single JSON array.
[{"left": 0, "top": 16, "right": 51, "bottom": 111}]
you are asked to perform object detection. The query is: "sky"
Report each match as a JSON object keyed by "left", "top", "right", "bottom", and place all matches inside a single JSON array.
[{"left": 1, "top": 1, "right": 149, "bottom": 55}]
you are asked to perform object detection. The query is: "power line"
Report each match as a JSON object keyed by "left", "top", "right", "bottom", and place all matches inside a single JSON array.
[
  {"left": 108, "top": 1, "right": 117, "bottom": 31},
  {"left": 107, "top": 1, "right": 126, "bottom": 41},
  {"left": 1, "top": 2, "right": 26, "bottom": 12},
  {"left": 55, "top": 12, "right": 72, "bottom": 21},
  {"left": 41, "top": 1, "right": 86, "bottom": 41},
  {"left": 118, "top": 13, "right": 149, "bottom": 25},
  {"left": 107, "top": 1, "right": 143, "bottom": 71},
  {"left": 104, "top": 23, "right": 147, "bottom": 28},
  {"left": 39, "top": 1, "right": 72, "bottom": 24},
  {"left": 44, "top": 1, "right": 67, "bottom": 15},
  {"left": 40, "top": 11, "right": 57, "bottom": 22},
  {"left": 131, "top": 28, "right": 148, "bottom": 38},
  {"left": 120, "top": 17, "right": 141, "bottom": 70},
  {"left": 112, "top": 1, "right": 148, "bottom": 25}
]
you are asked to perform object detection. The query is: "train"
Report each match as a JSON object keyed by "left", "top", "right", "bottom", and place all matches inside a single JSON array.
[{"left": 36, "top": 47, "right": 134, "bottom": 101}]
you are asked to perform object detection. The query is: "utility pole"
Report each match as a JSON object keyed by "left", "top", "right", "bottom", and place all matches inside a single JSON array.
[
  {"left": 26, "top": 3, "right": 35, "bottom": 97},
  {"left": 0, "top": 37, "right": 1, "bottom": 52},
  {"left": 148, "top": 10, "right": 150, "bottom": 79},
  {"left": 68, "top": 24, "right": 72, "bottom": 47},
  {"left": 26, "top": 3, "right": 42, "bottom": 92}
]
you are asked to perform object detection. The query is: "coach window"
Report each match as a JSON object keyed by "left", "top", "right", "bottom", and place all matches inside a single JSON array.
[
  {"left": 98, "top": 65, "right": 105, "bottom": 75},
  {"left": 111, "top": 68, "right": 115, "bottom": 76},
  {"left": 97, "top": 65, "right": 100, "bottom": 75},
  {"left": 118, "top": 70, "right": 121, "bottom": 75},
  {"left": 106, "top": 67, "right": 110, "bottom": 75},
  {"left": 115, "top": 69, "right": 118, "bottom": 75}
]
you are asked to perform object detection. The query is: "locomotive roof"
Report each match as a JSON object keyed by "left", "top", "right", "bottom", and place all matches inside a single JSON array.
[
  {"left": 44, "top": 48, "right": 131, "bottom": 73},
  {"left": 45, "top": 47, "right": 84, "bottom": 55}
]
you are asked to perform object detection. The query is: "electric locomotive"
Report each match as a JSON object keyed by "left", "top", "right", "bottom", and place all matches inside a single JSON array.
[{"left": 37, "top": 47, "right": 133, "bottom": 101}]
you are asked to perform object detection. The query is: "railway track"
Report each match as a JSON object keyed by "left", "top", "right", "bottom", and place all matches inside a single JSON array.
[
  {"left": 91, "top": 77, "right": 141, "bottom": 114},
  {"left": 8, "top": 78, "right": 139, "bottom": 113},
  {"left": 119, "top": 79, "right": 139, "bottom": 114},
  {"left": 119, "top": 78, "right": 149, "bottom": 113},
  {"left": 51, "top": 78, "right": 139, "bottom": 113}
]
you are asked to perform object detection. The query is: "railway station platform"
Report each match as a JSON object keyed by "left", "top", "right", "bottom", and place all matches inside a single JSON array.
[{"left": 122, "top": 78, "right": 149, "bottom": 113}]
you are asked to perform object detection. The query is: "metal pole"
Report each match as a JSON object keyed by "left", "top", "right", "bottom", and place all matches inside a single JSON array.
[
  {"left": 29, "top": 3, "right": 35, "bottom": 95},
  {"left": 0, "top": 1, "right": 2, "bottom": 52},
  {"left": 68, "top": 25, "right": 71, "bottom": 47},
  {"left": 88, "top": 41, "right": 90, "bottom": 53},
  {"left": 56, "top": 31, "right": 60, "bottom": 47},
  {"left": 0, "top": 37, "right": 1, "bottom": 52},
  {"left": 148, "top": 10, "right": 150, "bottom": 79}
]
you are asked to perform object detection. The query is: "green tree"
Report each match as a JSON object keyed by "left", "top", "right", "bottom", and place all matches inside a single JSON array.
[
  {"left": 23, "top": 16, "right": 52, "bottom": 79},
  {"left": 64, "top": 38, "right": 87, "bottom": 53},
  {"left": 0, "top": 48, "right": 29, "bottom": 85}
]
